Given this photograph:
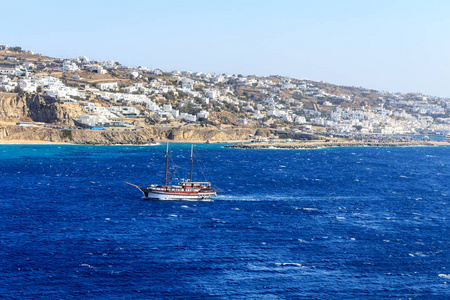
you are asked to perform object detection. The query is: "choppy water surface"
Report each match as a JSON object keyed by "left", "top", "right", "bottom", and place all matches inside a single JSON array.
[{"left": 0, "top": 144, "right": 448, "bottom": 299}]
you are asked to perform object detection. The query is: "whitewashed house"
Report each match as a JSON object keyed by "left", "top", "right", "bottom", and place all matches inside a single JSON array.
[
  {"left": 170, "top": 109, "right": 180, "bottom": 118},
  {"left": 107, "top": 106, "right": 140, "bottom": 116},
  {"left": 96, "top": 82, "right": 118, "bottom": 91},
  {"left": 211, "top": 75, "right": 225, "bottom": 84},
  {"left": 282, "top": 113, "right": 293, "bottom": 123},
  {"left": 295, "top": 116, "right": 306, "bottom": 124},
  {"left": 89, "top": 65, "right": 107, "bottom": 74},
  {"left": 181, "top": 78, "right": 194, "bottom": 90},
  {"left": 18, "top": 79, "right": 37, "bottom": 92},
  {"left": 197, "top": 110, "right": 209, "bottom": 119},
  {"left": 204, "top": 89, "right": 220, "bottom": 99},
  {"left": 123, "top": 86, "right": 138, "bottom": 93},
  {"left": 281, "top": 82, "right": 296, "bottom": 89},
  {"left": 77, "top": 114, "right": 109, "bottom": 127},
  {"left": 22, "top": 62, "right": 35, "bottom": 70},
  {"left": 60, "top": 60, "right": 79, "bottom": 72},
  {"left": 178, "top": 113, "right": 196, "bottom": 123},
  {"left": 267, "top": 108, "right": 282, "bottom": 117},
  {"left": 129, "top": 71, "right": 140, "bottom": 78},
  {"left": 152, "top": 69, "right": 163, "bottom": 76},
  {"left": 78, "top": 56, "right": 90, "bottom": 64},
  {"left": 0, "top": 66, "right": 24, "bottom": 76},
  {"left": 0, "top": 76, "right": 17, "bottom": 91},
  {"left": 251, "top": 111, "right": 265, "bottom": 120},
  {"left": 101, "top": 60, "right": 117, "bottom": 69}
]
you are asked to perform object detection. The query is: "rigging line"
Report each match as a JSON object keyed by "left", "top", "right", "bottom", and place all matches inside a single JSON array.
[
  {"left": 168, "top": 155, "right": 180, "bottom": 181},
  {"left": 201, "top": 152, "right": 215, "bottom": 180},
  {"left": 191, "top": 151, "right": 203, "bottom": 181},
  {"left": 162, "top": 146, "right": 180, "bottom": 184},
  {"left": 193, "top": 151, "right": 213, "bottom": 182},
  {"left": 167, "top": 166, "right": 178, "bottom": 182},
  {"left": 169, "top": 155, "right": 178, "bottom": 168}
]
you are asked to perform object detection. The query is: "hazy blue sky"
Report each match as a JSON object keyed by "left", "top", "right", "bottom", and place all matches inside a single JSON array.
[{"left": 2, "top": 0, "right": 450, "bottom": 97}]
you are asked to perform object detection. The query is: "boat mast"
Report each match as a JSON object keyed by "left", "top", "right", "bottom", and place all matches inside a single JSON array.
[
  {"left": 190, "top": 144, "right": 193, "bottom": 182},
  {"left": 164, "top": 141, "right": 169, "bottom": 186}
]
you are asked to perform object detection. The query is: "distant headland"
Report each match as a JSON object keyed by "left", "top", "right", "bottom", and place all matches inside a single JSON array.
[{"left": 0, "top": 45, "right": 449, "bottom": 146}]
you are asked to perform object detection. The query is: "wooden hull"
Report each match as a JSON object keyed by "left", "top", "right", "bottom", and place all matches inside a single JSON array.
[
  {"left": 125, "top": 143, "right": 219, "bottom": 201},
  {"left": 142, "top": 188, "right": 216, "bottom": 200}
]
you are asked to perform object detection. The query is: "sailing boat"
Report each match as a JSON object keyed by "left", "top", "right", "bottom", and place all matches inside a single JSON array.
[{"left": 126, "top": 143, "right": 217, "bottom": 200}]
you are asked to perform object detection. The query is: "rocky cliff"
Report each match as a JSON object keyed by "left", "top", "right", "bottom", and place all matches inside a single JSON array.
[
  {"left": 0, "top": 92, "right": 255, "bottom": 144},
  {"left": 0, "top": 92, "right": 83, "bottom": 124},
  {"left": 0, "top": 125, "right": 255, "bottom": 144}
]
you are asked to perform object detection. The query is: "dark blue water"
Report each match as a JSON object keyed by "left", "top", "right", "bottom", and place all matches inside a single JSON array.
[{"left": 0, "top": 144, "right": 448, "bottom": 299}]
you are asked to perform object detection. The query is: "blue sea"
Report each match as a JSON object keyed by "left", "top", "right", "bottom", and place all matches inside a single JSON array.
[{"left": 0, "top": 143, "right": 448, "bottom": 299}]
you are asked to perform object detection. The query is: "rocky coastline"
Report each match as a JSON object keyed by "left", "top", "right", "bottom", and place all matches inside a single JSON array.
[
  {"left": 225, "top": 140, "right": 438, "bottom": 149},
  {"left": 0, "top": 125, "right": 446, "bottom": 148},
  {"left": 0, "top": 125, "right": 254, "bottom": 145},
  {"left": 0, "top": 93, "right": 446, "bottom": 147}
]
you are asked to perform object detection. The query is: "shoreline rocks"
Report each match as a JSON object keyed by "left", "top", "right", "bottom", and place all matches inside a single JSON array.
[
  {"left": 225, "top": 140, "right": 436, "bottom": 149},
  {"left": 0, "top": 125, "right": 254, "bottom": 145}
]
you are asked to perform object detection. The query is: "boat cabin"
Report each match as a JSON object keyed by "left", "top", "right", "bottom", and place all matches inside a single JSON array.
[{"left": 180, "top": 181, "right": 212, "bottom": 189}]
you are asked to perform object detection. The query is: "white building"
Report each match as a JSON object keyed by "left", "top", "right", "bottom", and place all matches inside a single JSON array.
[
  {"left": 107, "top": 106, "right": 140, "bottom": 116},
  {"left": 0, "top": 76, "right": 17, "bottom": 91},
  {"left": 204, "top": 89, "right": 220, "bottom": 99},
  {"left": 281, "top": 82, "right": 296, "bottom": 89},
  {"left": 45, "top": 85, "right": 80, "bottom": 99},
  {"left": 251, "top": 111, "right": 265, "bottom": 120},
  {"left": 178, "top": 113, "right": 196, "bottom": 122},
  {"left": 123, "top": 86, "right": 138, "bottom": 93},
  {"left": 181, "top": 78, "right": 194, "bottom": 90},
  {"left": 0, "top": 66, "right": 24, "bottom": 76},
  {"left": 18, "top": 79, "right": 37, "bottom": 92},
  {"left": 267, "top": 108, "right": 282, "bottom": 117},
  {"left": 129, "top": 71, "right": 140, "bottom": 78},
  {"left": 78, "top": 56, "right": 90, "bottom": 64},
  {"left": 60, "top": 60, "right": 79, "bottom": 72},
  {"left": 212, "top": 75, "right": 225, "bottom": 84},
  {"left": 96, "top": 82, "right": 118, "bottom": 91},
  {"left": 77, "top": 114, "right": 109, "bottom": 127},
  {"left": 89, "top": 65, "right": 107, "bottom": 74},
  {"left": 197, "top": 110, "right": 209, "bottom": 119},
  {"left": 101, "top": 60, "right": 117, "bottom": 69},
  {"left": 295, "top": 116, "right": 306, "bottom": 124},
  {"left": 22, "top": 62, "right": 35, "bottom": 70}
]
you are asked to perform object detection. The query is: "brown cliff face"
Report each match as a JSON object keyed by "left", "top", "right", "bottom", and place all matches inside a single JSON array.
[
  {"left": 166, "top": 127, "right": 253, "bottom": 142},
  {"left": 0, "top": 125, "right": 7, "bottom": 139},
  {"left": 254, "top": 128, "right": 271, "bottom": 137},
  {"left": 0, "top": 125, "right": 255, "bottom": 144},
  {"left": 0, "top": 92, "right": 255, "bottom": 144},
  {"left": 0, "top": 92, "right": 83, "bottom": 125}
]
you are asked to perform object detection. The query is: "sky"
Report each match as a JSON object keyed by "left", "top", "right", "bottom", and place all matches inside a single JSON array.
[{"left": 2, "top": 0, "right": 450, "bottom": 97}]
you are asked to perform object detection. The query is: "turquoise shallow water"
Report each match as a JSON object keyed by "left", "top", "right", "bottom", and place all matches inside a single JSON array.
[{"left": 0, "top": 144, "right": 449, "bottom": 299}]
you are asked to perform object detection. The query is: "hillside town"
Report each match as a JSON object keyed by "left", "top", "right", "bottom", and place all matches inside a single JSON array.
[{"left": 1, "top": 44, "right": 450, "bottom": 142}]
